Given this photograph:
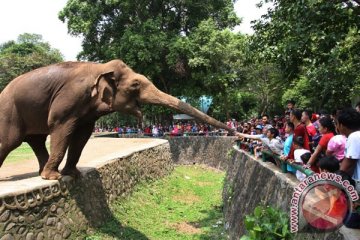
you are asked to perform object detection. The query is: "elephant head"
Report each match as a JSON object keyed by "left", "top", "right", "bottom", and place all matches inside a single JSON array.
[{"left": 92, "top": 59, "right": 235, "bottom": 133}]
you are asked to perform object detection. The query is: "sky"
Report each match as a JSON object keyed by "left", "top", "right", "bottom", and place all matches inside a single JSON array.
[{"left": 0, "top": 0, "right": 271, "bottom": 61}]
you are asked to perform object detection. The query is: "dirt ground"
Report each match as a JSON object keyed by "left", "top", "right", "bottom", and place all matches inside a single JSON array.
[{"left": 0, "top": 137, "right": 163, "bottom": 182}]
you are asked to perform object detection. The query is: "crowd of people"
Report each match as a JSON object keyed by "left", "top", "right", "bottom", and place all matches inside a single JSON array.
[
  {"left": 94, "top": 122, "right": 226, "bottom": 136},
  {"left": 236, "top": 100, "right": 360, "bottom": 229}
]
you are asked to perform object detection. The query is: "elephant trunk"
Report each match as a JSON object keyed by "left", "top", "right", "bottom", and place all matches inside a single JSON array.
[{"left": 139, "top": 85, "right": 235, "bottom": 133}]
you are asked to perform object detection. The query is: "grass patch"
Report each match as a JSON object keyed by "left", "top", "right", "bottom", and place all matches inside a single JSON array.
[
  {"left": 84, "top": 165, "right": 227, "bottom": 240},
  {"left": 5, "top": 142, "right": 50, "bottom": 164}
]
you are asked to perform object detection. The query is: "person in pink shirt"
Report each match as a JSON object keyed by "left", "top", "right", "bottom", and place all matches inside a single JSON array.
[
  {"left": 326, "top": 134, "right": 346, "bottom": 162},
  {"left": 325, "top": 116, "right": 347, "bottom": 162}
]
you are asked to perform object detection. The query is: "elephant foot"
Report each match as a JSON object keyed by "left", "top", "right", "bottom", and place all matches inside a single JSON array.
[
  {"left": 61, "top": 167, "right": 82, "bottom": 178},
  {"left": 41, "top": 169, "right": 62, "bottom": 180}
]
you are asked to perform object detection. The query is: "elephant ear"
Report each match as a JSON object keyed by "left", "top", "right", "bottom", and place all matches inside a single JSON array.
[{"left": 91, "top": 71, "right": 116, "bottom": 108}]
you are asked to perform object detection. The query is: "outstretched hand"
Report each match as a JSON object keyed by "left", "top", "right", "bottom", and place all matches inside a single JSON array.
[{"left": 234, "top": 131, "right": 243, "bottom": 138}]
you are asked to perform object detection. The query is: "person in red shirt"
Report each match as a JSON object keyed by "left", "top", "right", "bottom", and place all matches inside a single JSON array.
[
  {"left": 302, "top": 110, "right": 317, "bottom": 137},
  {"left": 307, "top": 117, "right": 335, "bottom": 167},
  {"left": 281, "top": 109, "right": 310, "bottom": 161}
]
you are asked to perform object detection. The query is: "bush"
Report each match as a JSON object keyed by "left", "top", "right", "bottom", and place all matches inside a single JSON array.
[{"left": 240, "top": 205, "right": 293, "bottom": 240}]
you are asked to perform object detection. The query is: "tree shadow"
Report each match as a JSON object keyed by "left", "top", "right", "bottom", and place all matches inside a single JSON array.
[{"left": 62, "top": 168, "right": 149, "bottom": 240}]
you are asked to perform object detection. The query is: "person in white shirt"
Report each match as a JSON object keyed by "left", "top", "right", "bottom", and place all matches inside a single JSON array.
[
  {"left": 236, "top": 126, "right": 283, "bottom": 156},
  {"left": 290, "top": 136, "right": 311, "bottom": 181},
  {"left": 337, "top": 108, "right": 360, "bottom": 193}
]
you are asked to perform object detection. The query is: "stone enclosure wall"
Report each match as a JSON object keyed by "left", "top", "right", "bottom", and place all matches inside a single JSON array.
[
  {"left": 0, "top": 143, "right": 172, "bottom": 240},
  {"left": 223, "top": 148, "right": 347, "bottom": 240},
  {"left": 167, "top": 136, "right": 236, "bottom": 170},
  {"left": 1, "top": 137, "right": 356, "bottom": 240}
]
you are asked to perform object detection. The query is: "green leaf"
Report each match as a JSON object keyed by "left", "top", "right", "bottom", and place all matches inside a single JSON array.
[
  {"left": 240, "top": 236, "right": 252, "bottom": 240},
  {"left": 254, "top": 206, "right": 263, "bottom": 218}
]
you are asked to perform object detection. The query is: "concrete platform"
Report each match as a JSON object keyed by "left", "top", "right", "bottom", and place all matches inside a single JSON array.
[
  {"left": 0, "top": 138, "right": 168, "bottom": 197},
  {"left": 0, "top": 137, "right": 173, "bottom": 239}
]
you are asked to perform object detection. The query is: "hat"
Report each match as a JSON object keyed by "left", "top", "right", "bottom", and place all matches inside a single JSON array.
[
  {"left": 255, "top": 125, "right": 263, "bottom": 130},
  {"left": 311, "top": 113, "right": 319, "bottom": 121}
]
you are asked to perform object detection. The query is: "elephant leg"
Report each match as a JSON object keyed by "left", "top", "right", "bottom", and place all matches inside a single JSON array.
[
  {"left": 41, "top": 122, "right": 75, "bottom": 180},
  {"left": 61, "top": 121, "right": 95, "bottom": 178},
  {"left": 0, "top": 125, "right": 24, "bottom": 167},
  {"left": 25, "top": 135, "right": 49, "bottom": 175}
]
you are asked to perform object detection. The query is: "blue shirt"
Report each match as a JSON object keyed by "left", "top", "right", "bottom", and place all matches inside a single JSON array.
[
  {"left": 283, "top": 134, "right": 293, "bottom": 156},
  {"left": 284, "top": 134, "right": 295, "bottom": 173}
]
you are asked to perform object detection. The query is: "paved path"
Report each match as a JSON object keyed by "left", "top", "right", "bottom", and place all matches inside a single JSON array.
[{"left": 0, "top": 137, "right": 166, "bottom": 182}]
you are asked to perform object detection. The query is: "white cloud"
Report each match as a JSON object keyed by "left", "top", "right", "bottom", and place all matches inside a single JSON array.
[{"left": 0, "top": 0, "right": 271, "bottom": 61}]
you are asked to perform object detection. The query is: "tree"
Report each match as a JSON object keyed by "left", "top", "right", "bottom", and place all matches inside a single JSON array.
[
  {"left": 169, "top": 19, "right": 248, "bottom": 118},
  {"left": 244, "top": 63, "right": 285, "bottom": 116},
  {"left": 251, "top": 0, "right": 360, "bottom": 110},
  {"left": 60, "top": 0, "right": 245, "bottom": 120},
  {"left": 0, "top": 33, "right": 63, "bottom": 91},
  {"left": 59, "top": 0, "right": 239, "bottom": 89}
]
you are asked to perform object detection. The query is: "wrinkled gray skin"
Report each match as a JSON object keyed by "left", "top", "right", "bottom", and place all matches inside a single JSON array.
[{"left": 0, "top": 60, "right": 235, "bottom": 180}]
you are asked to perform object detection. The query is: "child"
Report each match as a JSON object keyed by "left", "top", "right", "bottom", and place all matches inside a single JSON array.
[
  {"left": 318, "top": 156, "right": 340, "bottom": 173},
  {"left": 295, "top": 152, "right": 311, "bottom": 181},
  {"left": 266, "top": 128, "right": 284, "bottom": 156},
  {"left": 282, "top": 121, "right": 295, "bottom": 174},
  {"left": 289, "top": 136, "right": 311, "bottom": 180}
]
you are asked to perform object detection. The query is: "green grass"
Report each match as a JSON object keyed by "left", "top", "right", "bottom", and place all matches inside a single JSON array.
[
  {"left": 5, "top": 142, "right": 50, "bottom": 164},
  {"left": 84, "top": 165, "right": 227, "bottom": 240},
  {"left": 6, "top": 143, "right": 37, "bottom": 164}
]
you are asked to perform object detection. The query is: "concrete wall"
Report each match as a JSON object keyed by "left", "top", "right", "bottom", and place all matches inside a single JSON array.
[
  {"left": 0, "top": 143, "right": 172, "bottom": 240},
  {"left": 167, "top": 136, "right": 236, "bottom": 170},
  {"left": 223, "top": 148, "right": 346, "bottom": 240}
]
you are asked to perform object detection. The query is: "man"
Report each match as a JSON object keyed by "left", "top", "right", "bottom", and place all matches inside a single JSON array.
[
  {"left": 261, "top": 114, "right": 269, "bottom": 126},
  {"left": 338, "top": 108, "right": 360, "bottom": 193},
  {"left": 301, "top": 110, "right": 317, "bottom": 138},
  {"left": 285, "top": 100, "right": 296, "bottom": 115},
  {"left": 281, "top": 109, "right": 311, "bottom": 167}
]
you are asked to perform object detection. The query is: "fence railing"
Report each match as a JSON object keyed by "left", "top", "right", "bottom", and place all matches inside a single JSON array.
[
  {"left": 94, "top": 131, "right": 230, "bottom": 138},
  {"left": 163, "top": 131, "right": 228, "bottom": 137},
  {"left": 235, "top": 140, "right": 314, "bottom": 177}
]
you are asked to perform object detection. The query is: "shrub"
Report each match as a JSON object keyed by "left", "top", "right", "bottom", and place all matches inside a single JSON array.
[{"left": 240, "top": 205, "right": 293, "bottom": 240}]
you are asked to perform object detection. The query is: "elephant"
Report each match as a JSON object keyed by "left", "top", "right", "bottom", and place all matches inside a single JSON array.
[{"left": 0, "top": 59, "right": 236, "bottom": 180}]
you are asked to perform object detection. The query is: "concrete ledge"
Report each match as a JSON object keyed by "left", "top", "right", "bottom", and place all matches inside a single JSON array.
[{"left": 0, "top": 138, "right": 173, "bottom": 239}]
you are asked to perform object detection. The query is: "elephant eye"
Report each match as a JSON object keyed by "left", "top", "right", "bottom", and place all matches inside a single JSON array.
[{"left": 130, "top": 81, "right": 140, "bottom": 91}]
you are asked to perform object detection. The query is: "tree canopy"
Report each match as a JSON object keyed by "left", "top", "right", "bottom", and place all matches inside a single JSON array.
[
  {"left": 251, "top": 0, "right": 360, "bottom": 110},
  {"left": 60, "top": 0, "right": 250, "bottom": 122},
  {"left": 0, "top": 33, "right": 63, "bottom": 91},
  {"left": 57, "top": 0, "right": 360, "bottom": 123}
]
